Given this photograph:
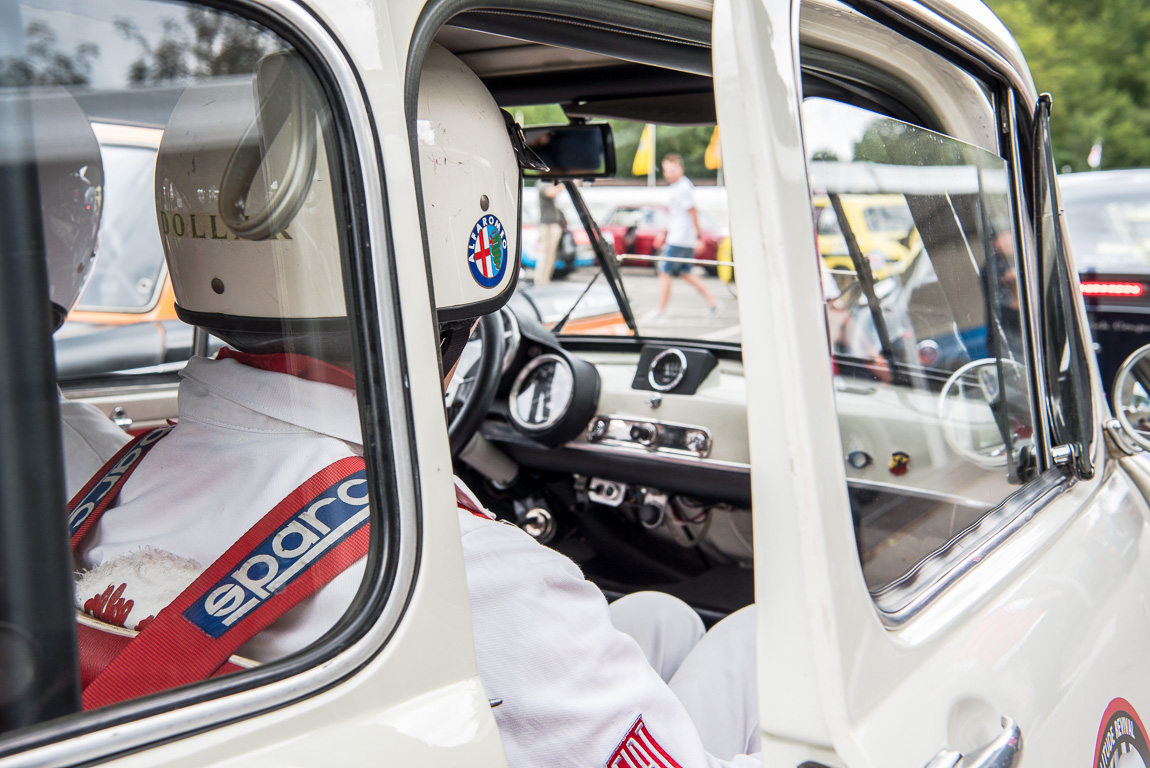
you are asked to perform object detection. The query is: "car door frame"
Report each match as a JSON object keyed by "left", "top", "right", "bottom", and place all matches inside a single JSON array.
[{"left": 715, "top": 0, "right": 1150, "bottom": 766}]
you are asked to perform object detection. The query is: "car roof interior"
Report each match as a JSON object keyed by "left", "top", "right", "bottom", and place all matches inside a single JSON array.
[{"left": 433, "top": 11, "right": 925, "bottom": 129}]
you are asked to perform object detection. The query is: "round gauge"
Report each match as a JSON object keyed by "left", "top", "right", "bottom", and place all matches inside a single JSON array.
[
  {"left": 509, "top": 353, "right": 575, "bottom": 432},
  {"left": 648, "top": 348, "right": 688, "bottom": 392}
]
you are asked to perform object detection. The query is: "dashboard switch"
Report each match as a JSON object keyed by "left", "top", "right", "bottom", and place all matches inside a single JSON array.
[
  {"left": 630, "top": 422, "right": 657, "bottom": 446},
  {"left": 588, "top": 417, "right": 609, "bottom": 441}
]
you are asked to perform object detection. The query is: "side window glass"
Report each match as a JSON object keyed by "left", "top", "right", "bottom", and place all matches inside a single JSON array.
[
  {"left": 804, "top": 98, "right": 1038, "bottom": 611},
  {"left": 76, "top": 140, "right": 165, "bottom": 313},
  {"left": 1035, "top": 99, "right": 1094, "bottom": 476},
  {"left": 3, "top": 0, "right": 374, "bottom": 734}
]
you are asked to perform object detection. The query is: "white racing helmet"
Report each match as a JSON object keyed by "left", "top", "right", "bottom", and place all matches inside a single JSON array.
[
  {"left": 155, "top": 51, "right": 344, "bottom": 355},
  {"left": 155, "top": 43, "right": 538, "bottom": 360},
  {"left": 13, "top": 88, "right": 104, "bottom": 331},
  {"left": 418, "top": 43, "right": 524, "bottom": 321},
  {"left": 417, "top": 43, "right": 546, "bottom": 368}
]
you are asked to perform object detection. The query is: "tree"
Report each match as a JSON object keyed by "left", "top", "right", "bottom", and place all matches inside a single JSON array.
[
  {"left": 0, "top": 21, "right": 98, "bottom": 87},
  {"left": 116, "top": 8, "right": 277, "bottom": 85},
  {"left": 810, "top": 149, "right": 840, "bottom": 162},
  {"left": 852, "top": 117, "right": 964, "bottom": 166},
  {"left": 987, "top": 0, "right": 1150, "bottom": 171}
]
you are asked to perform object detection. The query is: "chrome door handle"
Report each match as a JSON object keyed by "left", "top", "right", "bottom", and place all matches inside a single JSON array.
[{"left": 924, "top": 717, "right": 1022, "bottom": 768}]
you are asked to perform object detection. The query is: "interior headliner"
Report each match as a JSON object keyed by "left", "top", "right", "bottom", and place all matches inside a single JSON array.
[{"left": 436, "top": 19, "right": 714, "bottom": 121}]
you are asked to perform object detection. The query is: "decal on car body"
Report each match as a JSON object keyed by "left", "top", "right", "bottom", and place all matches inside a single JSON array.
[{"left": 1096, "top": 698, "right": 1150, "bottom": 768}]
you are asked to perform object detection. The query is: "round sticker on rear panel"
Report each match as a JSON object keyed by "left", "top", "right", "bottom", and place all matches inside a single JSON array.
[
  {"left": 467, "top": 215, "right": 508, "bottom": 289},
  {"left": 1096, "top": 699, "right": 1150, "bottom": 768}
]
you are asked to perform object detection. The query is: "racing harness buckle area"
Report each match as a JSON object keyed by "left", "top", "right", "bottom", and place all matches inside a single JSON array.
[
  {"left": 69, "top": 426, "right": 370, "bottom": 709},
  {"left": 69, "top": 425, "right": 491, "bottom": 708}
]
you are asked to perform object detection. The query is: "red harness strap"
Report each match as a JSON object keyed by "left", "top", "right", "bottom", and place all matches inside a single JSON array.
[
  {"left": 76, "top": 621, "right": 247, "bottom": 689},
  {"left": 70, "top": 419, "right": 490, "bottom": 709},
  {"left": 455, "top": 484, "right": 493, "bottom": 520},
  {"left": 68, "top": 426, "right": 173, "bottom": 546},
  {"left": 77, "top": 456, "right": 369, "bottom": 709}
]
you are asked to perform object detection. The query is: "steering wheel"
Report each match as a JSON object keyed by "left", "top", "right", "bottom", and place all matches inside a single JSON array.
[
  {"left": 937, "top": 357, "right": 1025, "bottom": 469},
  {"left": 448, "top": 311, "right": 505, "bottom": 456}
]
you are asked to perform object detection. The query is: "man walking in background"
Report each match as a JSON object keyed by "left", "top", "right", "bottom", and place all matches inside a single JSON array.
[
  {"left": 646, "top": 153, "right": 720, "bottom": 321},
  {"left": 534, "top": 181, "right": 563, "bottom": 285}
]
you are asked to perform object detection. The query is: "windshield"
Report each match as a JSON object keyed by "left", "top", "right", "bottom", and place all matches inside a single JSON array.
[{"left": 514, "top": 110, "right": 738, "bottom": 343}]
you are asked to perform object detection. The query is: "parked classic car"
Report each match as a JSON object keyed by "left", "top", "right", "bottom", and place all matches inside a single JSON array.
[
  {"left": 814, "top": 192, "right": 921, "bottom": 281},
  {"left": 1061, "top": 169, "right": 1150, "bottom": 395},
  {"left": 593, "top": 203, "right": 726, "bottom": 270},
  {"left": 3, "top": 1, "right": 1150, "bottom": 768}
]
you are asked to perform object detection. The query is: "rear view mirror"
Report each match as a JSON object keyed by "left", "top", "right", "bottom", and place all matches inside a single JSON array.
[{"left": 522, "top": 123, "right": 615, "bottom": 180}]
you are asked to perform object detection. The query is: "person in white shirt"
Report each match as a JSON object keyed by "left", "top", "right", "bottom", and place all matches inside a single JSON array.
[
  {"left": 71, "top": 44, "right": 760, "bottom": 766},
  {"left": 646, "top": 153, "right": 721, "bottom": 321}
]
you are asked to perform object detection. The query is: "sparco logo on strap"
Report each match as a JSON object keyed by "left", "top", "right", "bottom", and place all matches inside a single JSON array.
[
  {"left": 184, "top": 469, "right": 370, "bottom": 638},
  {"left": 68, "top": 426, "right": 173, "bottom": 540}
]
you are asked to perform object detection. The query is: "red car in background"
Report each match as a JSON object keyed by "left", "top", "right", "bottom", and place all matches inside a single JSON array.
[{"left": 573, "top": 203, "right": 726, "bottom": 272}]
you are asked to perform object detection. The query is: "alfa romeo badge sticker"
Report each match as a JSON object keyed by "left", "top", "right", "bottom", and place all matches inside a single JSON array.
[
  {"left": 1096, "top": 699, "right": 1150, "bottom": 768},
  {"left": 467, "top": 215, "right": 507, "bottom": 289}
]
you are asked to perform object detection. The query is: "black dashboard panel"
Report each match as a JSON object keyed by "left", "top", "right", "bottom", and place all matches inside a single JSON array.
[{"left": 630, "top": 345, "right": 718, "bottom": 395}]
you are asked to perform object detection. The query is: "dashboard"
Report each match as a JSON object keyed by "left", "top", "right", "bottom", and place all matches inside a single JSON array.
[
  {"left": 473, "top": 301, "right": 752, "bottom": 505},
  {"left": 458, "top": 299, "right": 755, "bottom": 618}
]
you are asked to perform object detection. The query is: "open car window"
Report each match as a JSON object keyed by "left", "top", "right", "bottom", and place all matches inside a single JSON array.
[
  {"left": 76, "top": 142, "right": 165, "bottom": 313},
  {"left": 515, "top": 113, "right": 738, "bottom": 343},
  {"left": 805, "top": 98, "right": 1041, "bottom": 612}
]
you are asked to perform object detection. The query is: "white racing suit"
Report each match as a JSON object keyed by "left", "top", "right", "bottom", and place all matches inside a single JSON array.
[
  {"left": 73, "top": 354, "right": 761, "bottom": 767},
  {"left": 60, "top": 389, "right": 130, "bottom": 498}
]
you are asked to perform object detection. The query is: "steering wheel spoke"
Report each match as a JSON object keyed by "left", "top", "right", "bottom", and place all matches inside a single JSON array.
[{"left": 448, "top": 311, "right": 506, "bottom": 456}]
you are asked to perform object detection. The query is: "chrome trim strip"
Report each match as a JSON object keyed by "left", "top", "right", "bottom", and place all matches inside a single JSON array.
[
  {"left": 568, "top": 436, "right": 749, "bottom": 471},
  {"left": 872, "top": 469, "right": 1069, "bottom": 626},
  {"left": 620, "top": 254, "right": 718, "bottom": 268},
  {"left": 588, "top": 413, "right": 711, "bottom": 457},
  {"left": 1006, "top": 89, "right": 1052, "bottom": 472},
  {"left": 4, "top": 2, "right": 421, "bottom": 765},
  {"left": 61, "top": 381, "right": 180, "bottom": 400}
]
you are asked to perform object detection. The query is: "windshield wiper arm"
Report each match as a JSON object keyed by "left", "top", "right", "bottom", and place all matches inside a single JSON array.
[
  {"left": 552, "top": 269, "right": 603, "bottom": 335},
  {"left": 564, "top": 180, "right": 637, "bottom": 334},
  {"left": 828, "top": 192, "right": 904, "bottom": 384}
]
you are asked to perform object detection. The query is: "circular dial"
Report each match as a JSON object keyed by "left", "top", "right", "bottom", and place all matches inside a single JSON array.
[
  {"left": 648, "top": 348, "right": 688, "bottom": 392},
  {"left": 509, "top": 353, "right": 575, "bottom": 432}
]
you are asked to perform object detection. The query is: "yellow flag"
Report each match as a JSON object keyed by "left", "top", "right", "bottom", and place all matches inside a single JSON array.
[
  {"left": 632, "top": 123, "right": 653, "bottom": 176},
  {"left": 704, "top": 126, "right": 722, "bottom": 170}
]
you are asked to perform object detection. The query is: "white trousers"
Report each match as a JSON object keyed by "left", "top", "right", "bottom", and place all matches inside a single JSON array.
[
  {"left": 534, "top": 223, "right": 562, "bottom": 285},
  {"left": 610, "top": 592, "right": 761, "bottom": 760}
]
